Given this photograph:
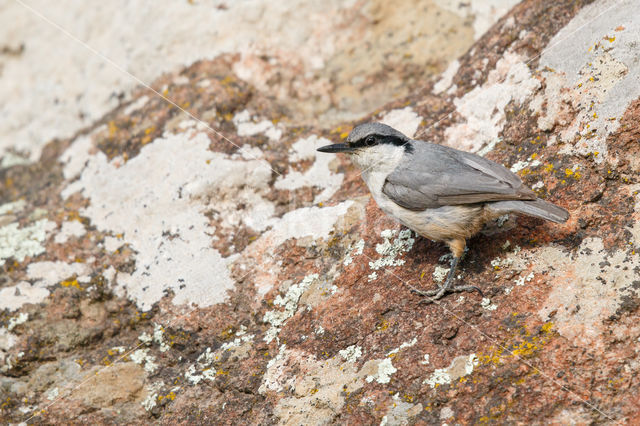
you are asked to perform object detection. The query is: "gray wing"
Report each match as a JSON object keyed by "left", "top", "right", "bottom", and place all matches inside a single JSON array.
[{"left": 382, "top": 141, "right": 536, "bottom": 210}]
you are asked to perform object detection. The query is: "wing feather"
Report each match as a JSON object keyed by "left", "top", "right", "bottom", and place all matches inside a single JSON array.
[{"left": 382, "top": 141, "right": 535, "bottom": 211}]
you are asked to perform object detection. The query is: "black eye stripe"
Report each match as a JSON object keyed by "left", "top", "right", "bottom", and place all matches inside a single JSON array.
[
  {"left": 349, "top": 137, "right": 377, "bottom": 149},
  {"left": 348, "top": 135, "right": 413, "bottom": 153}
]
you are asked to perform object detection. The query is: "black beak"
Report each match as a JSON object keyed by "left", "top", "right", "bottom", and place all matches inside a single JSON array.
[{"left": 317, "top": 143, "right": 355, "bottom": 153}]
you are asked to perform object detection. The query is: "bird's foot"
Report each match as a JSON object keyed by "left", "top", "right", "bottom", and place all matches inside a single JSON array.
[
  {"left": 412, "top": 283, "right": 483, "bottom": 305},
  {"left": 412, "top": 254, "right": 482, "bottom": 304},
  {"left": 411, "top": 287, "right": 441, "bottom": 298}
]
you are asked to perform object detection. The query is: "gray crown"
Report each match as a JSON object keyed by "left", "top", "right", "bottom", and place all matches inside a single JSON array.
[{"left": 346, "top": 122, "right": 409, "bottom": 143}]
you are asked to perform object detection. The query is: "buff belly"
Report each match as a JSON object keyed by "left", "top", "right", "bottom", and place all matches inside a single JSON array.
[{"left": 380, "top": 202, "right": 487, "bottom": 242}]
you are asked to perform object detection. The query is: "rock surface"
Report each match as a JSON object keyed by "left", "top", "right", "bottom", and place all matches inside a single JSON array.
[{"left": 1, "top": 0, "right": 639, "bottom": 424}]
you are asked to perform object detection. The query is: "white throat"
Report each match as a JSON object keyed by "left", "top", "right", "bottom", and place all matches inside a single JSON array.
[
  {"left": 350, "top": 144, "right": 405, "bottom": 182},
  {"left": 349, "top": 144, "right": 406, "bottom": 205}
]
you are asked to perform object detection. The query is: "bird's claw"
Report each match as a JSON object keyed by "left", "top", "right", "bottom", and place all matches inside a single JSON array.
[
  {"left": 410, "top": 288, "right": 441, "bottom": 298},
  {"left": 412, "top": 283, "right": 483, "bottom": 304},
  {"left": 413, "top": 255, "right": 482, "bottom": 304},
  {"left": 449, "top": 284, "right": 483, "bottom": 298}
]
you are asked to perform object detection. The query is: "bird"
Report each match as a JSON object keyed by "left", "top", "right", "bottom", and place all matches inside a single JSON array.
[{"left": 317, "top": 122, "right": 569, "bottom": 302}]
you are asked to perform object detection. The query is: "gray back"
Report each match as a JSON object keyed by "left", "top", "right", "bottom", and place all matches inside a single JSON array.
[{"left": 382, "top": 140, "right": 536, "bottom": 210}]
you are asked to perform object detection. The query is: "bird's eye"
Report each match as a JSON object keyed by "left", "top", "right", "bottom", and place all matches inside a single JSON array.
[{"left": 365, "top": 136, "right": 376, "bottom": 146}]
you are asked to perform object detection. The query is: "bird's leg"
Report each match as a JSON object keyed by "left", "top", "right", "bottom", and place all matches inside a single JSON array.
[
  {"left": 441, "top": 255, "right": 483, "bottom": 296},
  {"left": 440, "top": 255, "right": 460, "bottom": 292},
  {"left": 412, "top": 238, "right": 482, "bottom": 302}
]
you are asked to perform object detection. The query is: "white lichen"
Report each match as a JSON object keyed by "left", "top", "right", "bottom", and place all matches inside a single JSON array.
[
  {"left": 53, "top": 220, "right": 86, "bottom": 244},
  {"left": 476, "top": 138, "right": 499, "bottom": 157},
  {"left": 184, "top": 347, "right": 217, "bottom": 385},
  {"left": 440, "top": 406, "right": 455, "bottom": 420},
  {"left": 275, "top": 135, "right": 344, "bottom": 203},
  {"left": 366, "top": 358, "right": 397, "bottom": 384},
  {"left": 387, "top": 337, "right": 418, "bottom": 356},
  {"left": 7, "top": 312, "right": 28, "bottom": 331},
  {"left": 343, "top": 239, "right": 365, "bottom": 266},
  {"left": 45, "top": 387, "right": 59, "bottom": 401},
  {"left": 130, "top": 349, "right": 158, "bottom": 373},
  {"left": 0, "top": 281, "right": 50, "bottom": 312},
  {"left": 490, "top": 256, "right": 514, "bottom": 270},
  {"left": 380, "top": 107, "right": 422, "bottom": 138},
  {"left": 142, "top": 392, "right": 158, "bottom": 411},
  {"left": 510, "top": 155, "right": 542, "bottom": 173},
  {"left": 110, "top": 346, "right": 126, "bottom": 354},
  {"left": 60, "top": 132, "right": 253, "bottom": 311},
  {"left": 260, "top": 344, "right": 289, "bottom": 393},
  {"left": 0, "top": 200, "right": 26, "bottom": 216},
  {"left": 219, "top": 331, "right": 255, "bottom": 351},
  {"left": 1, "top": 153, "right": 31, "bottom": 169},
  {"left": 432, "top": 266, "right": 450, "bottom": 283},
  {"left": 153, "top": 323, "right": 170, "bottom": 353},
  {"left": 123, "top": 95, "right": 149, "bottom": 116},
  {"left": 515, "top": 272, "right": 534, "bottom": 286},
  {"left": 0, "top": 219, "right": 55, "bottom": 266},
  {"left": 444, "top": 51, "right": 541, "bottom": 152},
  {"left": 232, "top": 110, "right": 282, "bottom": 141},
  {"left": 263, "top": 274, "right": 318, "bottom": 343},
  {"left": 368, "top": 229, "right": 415, "bottom": 271},
  {"left": 423, "top": 354, "right": 477, "bottom": 388},
  {"left": 433, "top": 60, "right": 460, "bottom": 94},
  {"left": 532, "top": 181, "right": 545, "bottom": 190},
  {"left": 138, "top": 332, "right": 153, "bottom": 345},
  {"left": 481, "top": 297, "right": 497, "bottom": 311},
  {"left": 339, "top": 345, "right": 363, "bottom": 363}
]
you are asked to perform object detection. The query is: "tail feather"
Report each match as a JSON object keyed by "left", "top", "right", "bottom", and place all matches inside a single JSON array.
[{"left": 487, "top": 198, "right": 569, "bottom": 223}]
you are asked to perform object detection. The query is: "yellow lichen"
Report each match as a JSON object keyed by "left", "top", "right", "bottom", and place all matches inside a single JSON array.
[
  {"left": 477, "top": 322, "right": 554, "bottom": 366},
  {"left": 221, "top": 75, "right": 235, "bottom": 85},
  {"left": 108, "top": 120, "right": 118, "bottom": 137},
  {"left": 376, "top": 319, "right": 390, "bottom": 331},
  {"left": 219, "top": 325, "right": 235, "bottom": 340},
  {"left": 60, "top": 279, "right": 82, "bottom": 290}
]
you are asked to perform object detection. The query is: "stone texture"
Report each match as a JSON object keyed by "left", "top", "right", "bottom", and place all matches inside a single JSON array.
[{"left": 2, "top": 0, "right": 640, "bottom": 424}]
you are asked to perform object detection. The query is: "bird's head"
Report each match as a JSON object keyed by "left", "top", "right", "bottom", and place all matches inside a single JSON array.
[{"left": 317, "top": 122, "right": 412, "bottom": 171}]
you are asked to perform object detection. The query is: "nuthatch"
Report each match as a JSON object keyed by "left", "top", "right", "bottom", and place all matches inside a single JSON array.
[{"left": 318, "top": 123, "right": 568, "bottom": 301}]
